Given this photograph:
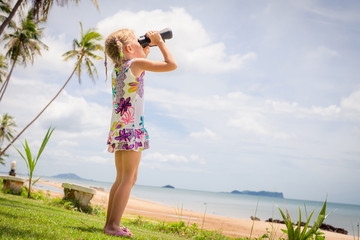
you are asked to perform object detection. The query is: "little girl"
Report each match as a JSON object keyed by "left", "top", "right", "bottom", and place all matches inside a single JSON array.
[{"left": 103, "top": 29, "right": 177, "bottom": 237}]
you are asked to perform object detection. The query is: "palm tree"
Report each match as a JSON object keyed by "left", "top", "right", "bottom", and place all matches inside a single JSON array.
[
  {"left": 0, "top": 113, "right": 17, "bottom": 148},
  {"left": 0, "top": 54, "right": 7, "bottom": 84},
  {"left": 0, "top": 148, "right": 8, "bottom": 165},
  {"left": 0, "top": 113, "right": 16, "bottom": 165},
  {"left": 0, "top": 0, "right": 12, "bottom": 27},
  {"left": 0, "top": 0, "right": 99, "bottom": 36},
  {"left": 0, "top": 22, "right": 103, "bottom": 157},
  {"left": 0, "top": 9, "right": 48, "bottom": 102}
]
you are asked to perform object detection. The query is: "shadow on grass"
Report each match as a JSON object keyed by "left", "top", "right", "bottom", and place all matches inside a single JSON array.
[
  {"left": 0, "top": 225, "right": 52, "bottom": 239},
  {"left": 65, "top": 224, "right": 103, "bottom": 233},
  {"left": 0, "top": 208, "right": 21, "bottom": 219}
]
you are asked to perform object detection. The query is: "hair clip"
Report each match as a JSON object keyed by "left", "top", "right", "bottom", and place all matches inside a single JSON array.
[{"left": 119, "top": 52, "right": 124, "bottom": 59}]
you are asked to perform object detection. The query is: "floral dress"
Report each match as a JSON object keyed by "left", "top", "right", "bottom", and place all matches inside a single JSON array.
[{"left": 107, "top": 59, "right": 150, "bottom": 152}]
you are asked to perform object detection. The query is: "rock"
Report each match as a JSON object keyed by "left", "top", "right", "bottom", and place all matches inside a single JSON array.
[
  {"left": 250, "top": 216, "right": 260, "bottom": 221},
  {"left": 0, "top": 175, "right": 25, "bottom": 195},
  {"left": 231, "top": 190, "right": 284, "bottom": 198},
  {"left": 266, "top": 219, "right": 348, "bottom": 235},
  {"left": 62, "top": 183, "right": 96, "bottom": 210},
  {"left": 265, "top": 218, "right": 285, "bottom": 224},
  {"left": 320, "top": 223, "right": 348, "bottom": 235}
]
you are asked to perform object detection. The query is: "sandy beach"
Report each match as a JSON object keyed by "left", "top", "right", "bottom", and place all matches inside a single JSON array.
[{"left": 35, "top": 180, "right": 354, "bottom": 240}]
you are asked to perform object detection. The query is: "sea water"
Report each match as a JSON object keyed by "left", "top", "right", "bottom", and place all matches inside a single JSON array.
[{"left": 34, "top": 176, "right": 360, "bottom": 235}]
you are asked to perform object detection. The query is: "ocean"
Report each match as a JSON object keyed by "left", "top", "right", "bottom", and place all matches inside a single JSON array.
[{"left": 33, "top": 176, "right": 360, "bottom": 235}]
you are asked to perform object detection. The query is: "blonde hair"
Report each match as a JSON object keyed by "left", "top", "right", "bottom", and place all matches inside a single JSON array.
[{"left": 104, "top": 29, "right": 135, "bottom": 78}]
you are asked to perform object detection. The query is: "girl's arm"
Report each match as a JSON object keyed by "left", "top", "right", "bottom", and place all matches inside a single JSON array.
[{"left": 132, "top": 31, "right": 177, "bottom": 74}]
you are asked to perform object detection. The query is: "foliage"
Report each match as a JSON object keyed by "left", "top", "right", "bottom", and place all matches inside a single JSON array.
[
  {"left": 0, "top": 147, "right": 8, "bottom": 165},
  {"left": 14, "top": 127, "right": 54, "bottom": 198},
  {"left": 3, "top": 9, "right": 48, "bottom": 66},
  {"left": 0, "top": 8, "right": 48, "bottom": 102},
  {"left": 278, "top": 200, "right": 328, "bottom": 240},
  {"left": 49, "top": 196, "right": 105, "bottom": 216},
  {"left": 62, "top": 21, "right": 103, "bottom": 83},
  {"left": 0, "top": 113, "right": 17, "bottom": 146},
  {"left": 0, "top": 54, "right": 7, "bottom": 83}
]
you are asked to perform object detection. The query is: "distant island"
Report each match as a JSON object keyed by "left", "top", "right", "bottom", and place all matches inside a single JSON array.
[
  {"left": 162, "top": 185, "right": 175, "bottom": 189},
  {"left": 52, "top": 173, "right": 92, "bottom": 181},
  {"left": 231, "top": 190, "right": 284, "bottom": 198}
]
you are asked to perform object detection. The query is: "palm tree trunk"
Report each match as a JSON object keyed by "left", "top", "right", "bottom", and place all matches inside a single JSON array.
[
  {"left": 0, "top": 60, "right": 16, "bottom": 102},
  {"left": 0, "top": 65, "right": 79, "bottom": 157},
  {"left": 0, "top": 0, "right": 24, "bottom": 36}
]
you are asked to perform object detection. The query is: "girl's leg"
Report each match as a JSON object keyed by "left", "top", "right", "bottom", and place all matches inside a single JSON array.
[
  {"left": 104, "top": 150, "right": 141, "bottom": 233},
  {"left": 104, "top": 151, "right": 123, "bottom": 230}
]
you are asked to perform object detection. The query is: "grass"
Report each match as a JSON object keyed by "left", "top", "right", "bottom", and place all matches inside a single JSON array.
[
  {"left": 0, "top": 178, "right": 341, "bottom": 240},
  {"left": 0, "top": 188, "right": 242, "bottom": 240}
]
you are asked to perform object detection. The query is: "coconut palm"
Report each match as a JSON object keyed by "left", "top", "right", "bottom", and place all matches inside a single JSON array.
[
  {"left": 0, "top": 54, "right": 7, "bottom": 84},
  {"left": 0, "top": 113, "right": 16, "bottom": 165},
  {"left": 0, "top": 113, "right": 17, "bottom": 147},
  {"left": 0, "top": 148, "right": 8, "bottom": 165},
  {"left": 0, "top": 0, "right": 12, "bottom": 28},
  {"left": 0, "top": 22, "right": 103, "bottom": 157},
  {"left": 0, "top": 0, "right": 99, "bottom": 36},
  {"left": 0, "top": 9, "right": 48, "bottom": 102}
]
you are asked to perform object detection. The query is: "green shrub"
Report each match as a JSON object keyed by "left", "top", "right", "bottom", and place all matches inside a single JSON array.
[{"left": 278, "top": 200, "right": 328, "bottom": 240}]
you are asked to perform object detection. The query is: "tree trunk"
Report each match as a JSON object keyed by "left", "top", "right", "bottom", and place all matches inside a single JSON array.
[
  {"left": 28, "top": 177, "right": 32, "bottom": 198},
  {"left": 0, "top": 60, "right": 17, "bottom": 102},
  {"left": 0, "top": 0, "right": 24, "bottom": 36},
  {"left": 0, "top": 65, "right": 78, "bottom": 157}
]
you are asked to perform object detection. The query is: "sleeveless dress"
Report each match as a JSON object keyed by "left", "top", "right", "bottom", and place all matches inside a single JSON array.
[{"left": 107, "top": 59, "right": 150, "bottom": 152}]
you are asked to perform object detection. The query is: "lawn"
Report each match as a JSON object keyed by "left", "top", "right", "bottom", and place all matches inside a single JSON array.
[{"left": 0, "top": 191, "right": 237, "bottom": 240}]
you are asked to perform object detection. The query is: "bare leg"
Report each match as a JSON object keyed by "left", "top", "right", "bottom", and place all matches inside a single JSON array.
[
  {"left": 104, "top": 151, "right": 123, "bottom": 230},
  {"left": 104, "top": 150, "right": 141, "bottom": 234}
]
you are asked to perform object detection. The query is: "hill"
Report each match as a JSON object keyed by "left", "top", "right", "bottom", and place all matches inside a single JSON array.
[{"left": 51, "top": 173, "right": 88, "bottom": 180}]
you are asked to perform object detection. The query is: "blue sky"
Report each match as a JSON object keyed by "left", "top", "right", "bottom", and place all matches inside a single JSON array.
[{"left": 1, "top": 0, "right": 360, "bottom": 205}]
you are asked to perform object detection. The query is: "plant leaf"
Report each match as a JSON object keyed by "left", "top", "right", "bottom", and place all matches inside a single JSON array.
[
  {"left": 32, "top": 177, "right": 41, "bottom": 185},
  {"left": 14, "top": 145, "right": 29, "bottom": 169},
  {"left": 304, "top": 200, "right": 327, "bottom": 239},
  {"left": 35, "top": 127, "right": 55, "bottom": 164},
  {"left": 300, "top": 209, "right": 315, "bottom": 239}
]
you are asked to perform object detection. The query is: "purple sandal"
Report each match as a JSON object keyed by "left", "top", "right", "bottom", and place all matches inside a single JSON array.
[{"left": 105, "top": 227, "right": 133, "bottom": 238}]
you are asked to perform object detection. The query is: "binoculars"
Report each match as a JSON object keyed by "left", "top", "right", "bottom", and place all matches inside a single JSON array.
[{"left": 138, "top": 28, "right": 173, "bottom": 48}]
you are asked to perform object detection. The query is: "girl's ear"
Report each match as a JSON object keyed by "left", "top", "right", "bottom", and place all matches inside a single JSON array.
[{"left": 125, "top": 44, "right": 133, "bottom": 53}]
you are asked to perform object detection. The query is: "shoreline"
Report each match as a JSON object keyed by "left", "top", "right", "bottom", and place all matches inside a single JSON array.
[{"left": 34, "top": 180, "right": 355, "bottom": 240}]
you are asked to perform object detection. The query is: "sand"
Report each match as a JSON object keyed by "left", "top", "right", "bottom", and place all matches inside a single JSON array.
[{"left": 35, "top": 180, "right": 355, "bottom": 240}]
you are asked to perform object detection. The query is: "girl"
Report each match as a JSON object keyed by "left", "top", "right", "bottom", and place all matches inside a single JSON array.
[{"left": 103, "top": 29, "right": 177, "bottom": 237}]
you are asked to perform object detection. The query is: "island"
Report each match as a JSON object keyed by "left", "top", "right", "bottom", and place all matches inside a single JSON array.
[
  {"left": 162, "top": 185, "right": 175, "bottom": 189},
  {"left": 52, "top": 173, "right": 91, "bottom": 181},
  {"left": 231, "top": 190, "right": 284, "bottom": 198}
]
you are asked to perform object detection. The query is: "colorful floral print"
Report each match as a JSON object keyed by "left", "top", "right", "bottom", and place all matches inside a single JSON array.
[
  {"left": 120, "top": 107, "right": 135, "bottom": 125},
  {"left": 107, "top": 59, "right": 149, "bottom": 153},
  {"left": 115, "top": 97, "right": 132, "bottom": 116},
  {"left": 128, "top": 81, "right": 138, "bottom": 93}
]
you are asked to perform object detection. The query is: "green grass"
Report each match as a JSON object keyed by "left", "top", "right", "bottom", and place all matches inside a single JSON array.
[{"left": 0, "top": 190, "right": 242, "bottom": 240}]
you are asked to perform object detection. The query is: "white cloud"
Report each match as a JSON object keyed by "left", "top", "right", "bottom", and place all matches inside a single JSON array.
[
  {"left": 96, "top": 7, "right": 256, "bottom": 73},
  {"left": 303, "top": 46, "right": 339, "bottom": 70},
  {"left": 141, "top": 152, "right": 206, "bottom": 171},
  {"left": 143, "top": 152, "right": 189, "bottom": 163},
  {"left": 190, "top": 128, "right": 217, "bottom": 140},
  {"left": 341, "top": 89, "right": 360, "bottom": 119},
  {"left": 28, "top": 33, "right": 75, "bottom": 76}
]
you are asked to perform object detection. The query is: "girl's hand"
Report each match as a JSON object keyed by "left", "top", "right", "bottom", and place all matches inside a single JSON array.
[{"left": 147, "top": 30, "right": 163, "bottom": 46}]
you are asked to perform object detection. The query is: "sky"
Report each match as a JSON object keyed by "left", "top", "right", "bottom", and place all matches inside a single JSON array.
[{"left": 1, "top": 0, "right": 360, "bottom": 205}]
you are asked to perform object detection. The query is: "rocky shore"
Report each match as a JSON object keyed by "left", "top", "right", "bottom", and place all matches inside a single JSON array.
[{"left": 265, "top": 218, "right": 348, "bottom": 235}]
